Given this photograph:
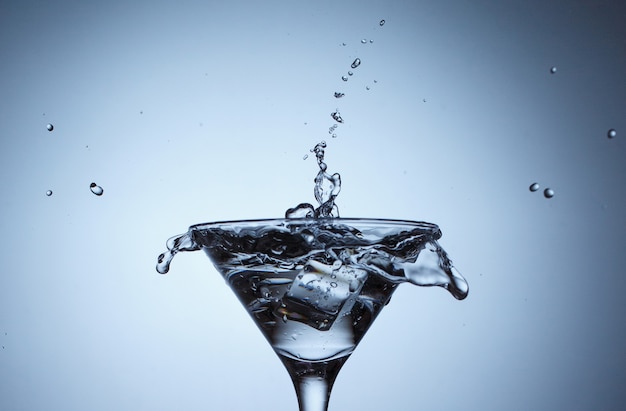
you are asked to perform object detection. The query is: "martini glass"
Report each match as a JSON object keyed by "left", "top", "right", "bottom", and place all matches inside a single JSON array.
[{"left": 157, "top": 218, "right": 468, "bottom": 411}]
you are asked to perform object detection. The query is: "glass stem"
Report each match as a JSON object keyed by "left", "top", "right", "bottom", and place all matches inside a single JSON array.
[
  {"left": 294, "top": 376, "right": 331, "bottom": 411},
  {"left": 280, "top": 356, "right": 349, "bottom": 411}
]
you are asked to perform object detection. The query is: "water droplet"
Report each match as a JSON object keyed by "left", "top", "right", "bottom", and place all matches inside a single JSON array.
[
  {"left": 361, "top": 39, "right": 367, "bottom": 44},
  {"left": 379, "top": 19, "right": 385, "bottom": 26},
  {"left": 369, "top": 39, "right": 374, "bottom": 43},
  {"left": 45, "top": 190, "right": 53, "bottom": 196},
  {"left": 330, "top": 282, "right": 338, "bottom": 288},
  {"left": 331, "top": 110, "right": 344, "bottom": 123},
  {"left": 334, "top": 92, "right": 345, "bottom": 98},
  {"left": 366, "top": 86, "right": 370, "bottom": 90},
  {"left": 423, "top": 98, "right": 427, "bottom": 103},
  {"left": 332, "top": 133, "right": 337, "bottom": 138},
  {"left": 341, "top": 42, "right": 346, "bottom": 46},
  {"left": 373, "top": 80, "right": 378, "bottom": 83},
  {"left": 351, "top": 58, "right": 361, "bottom": 69},
  {"left": 550, "top": 66, "right": 557, "bottom": 74},
  {"left": 90, "top": 183, "right": 104, "bottom": 196},
  {"left": 348, "top": 71, "right": 353, "bottom": 76},
  {"left": 303, "top": 154, "right": 308, "bottom": 160},
  {"left": 341, "top": 75, "right": 348, "bottom": 81},
  {"left": 529, "top": 183, "right": 540, "bottom": 192},
  {"left": 608, "top": 128, "right": 617, "bottom": 139},
  {"left": 543, "top": 188, "right": 554, "bottom": 198},
  {"left": 46, "top": 124, "right": 54, "bottom": 132}
]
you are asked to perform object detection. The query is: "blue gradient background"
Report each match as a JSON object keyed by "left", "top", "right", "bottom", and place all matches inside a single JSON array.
[{"left": 1, "top": 1, "right": 625, "bottom": 410}]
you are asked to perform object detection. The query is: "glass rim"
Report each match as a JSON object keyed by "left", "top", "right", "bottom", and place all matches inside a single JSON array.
[{"left": 189, "top": 217, "right": 439, "bottom": 229}]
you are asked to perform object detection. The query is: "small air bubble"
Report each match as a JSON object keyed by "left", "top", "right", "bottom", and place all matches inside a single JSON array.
[
  {"left": 366, "top": 86, "right": 370, "bottom": 90},
  {"left": 303, "top": 154, "right": 308, "bottom": 160},
  {"left": 423, "top": 98, "right": 427, "bottom": 103},
  {"left": 341, "top": 42, "right": 346, "bottom": 46},
  {"left": 361, "top": 39, "right": 367, "bottom": 44},
  {"left": 379, "top": 19, "right": 385, "bottom": 26},
  {"left": 46, "top": 124, "right": 54, "bottom": 132},
  {"left": 529, "top": 183, "right": 540, "bottom": 192},
  {"left": 341, "top": 75, "right": 348, "bottom": 81},
  {"left": 550, "top": 66, "right": 557, "bottom": 74},
  {"left": 332, "top": 133, "right": 337, "bottom": 138},
  {"left": 45, "top": 190, "right": 53, "bottom": 196},
  {"left": 543, "top": 188, "right": 554, "bottom": 199},
  {"left": 608, "top": 129, "right": 617, "bottom": 139},
  {"left": 90, "top": 183, "right": 104, "bottom": 196},
  {"left": 351, "top": 58, "right": 361, "bottom": 69},
  {"left": 369, "top": 39, "right": 374, "bottom": 43},
  {"left": 334, "top": 92, "right": 344, "bottom": 98}
]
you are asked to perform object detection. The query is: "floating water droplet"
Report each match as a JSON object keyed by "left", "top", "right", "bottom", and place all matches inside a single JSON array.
[
  {"left": 361, "top": 39, "right": 367, "bottom": 44},
  {"left": 366, "top": 86, "right": 370, "bottom": 90},
  {"left": 46, "top": 124, "right": 54, "bottom": 131},
  {"left": 529, "top": 183, "right": 540, "bottom": 192},
  {"left": 351, "top": 58, "right": 361, "bottom": 69},
  {"left": 550, "top": 66, "right": 557, "bottom": 74},
  {"left": 369, "top": 39, "right": 374, "bottom": 43},
  {"left": 608, "top": 128, "right": 617, "bottom": 139},
  {"left": 341, "top": 75, "right": 348, "bottom": 81},
  {"left": 331, "top": 110, "right": 344, "bottom": 123},
  {"left": 348, "top": 71, "right": 353, "bottom": 76},
  {"left": 334, "top": 92, "right": 344, "bottom": 98},
  {"left": 45, "top": 190, "right": 53, "bottom": 196},
  {"left": 544, "top": 188, "right": 554, "bottom": 198},
  {"left": 90, "top": 182, "right": 104, "bottom": 196},
  {"left": 303, "top": 154, "right": 309, "bottom": 160},
  {"left": 379, "top": 19, "right": 385, "bottom": 26}
]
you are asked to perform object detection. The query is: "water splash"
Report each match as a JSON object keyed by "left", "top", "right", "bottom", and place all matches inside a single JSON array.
[{"left": 285, "top": 141, "right": 341, "bottom": 219}]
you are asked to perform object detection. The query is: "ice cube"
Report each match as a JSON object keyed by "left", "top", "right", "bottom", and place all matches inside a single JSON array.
[{"left": 282, "top": 260, "right": 368, "bottom": 330}]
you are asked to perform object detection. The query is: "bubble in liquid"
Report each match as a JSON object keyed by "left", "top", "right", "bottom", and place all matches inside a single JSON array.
[
  {"left": 90, "top": 183, "right": 104, "bottom": 196},
  {"left": 543, "top": 188, "right": 554, "bottom": 199},
  {"left": 529, "top": 183, "right": 540, "bottom": 192},
  {"left": 45, "top": 190, "right": 53, "bottom": 196},
  {"left": 348, "top": 71, "right": 353, "bottom": 76},
  {"left": 351, "top": 58, "right": 361, "bottom": 69},
  {"left": 334, "top": 92, "right": 345, "bottom": 98},
  {"left": 369, "top": 39, "right": 374, "bottom": 43},
  {"left": 341, "top": 42, "right": 346, "bottom": 46},
  {"left": 379, "top": 19, "right": 385, "bottom": 26},
  {"left": 608, "top": 129, "right": 617, "bottom": 139},
  {"left": 332, "top": 133, "right": 337, "bottom": 138},
  {"left": 341, "top": 75, "right": 348, "bottom": 81},
  {"left": 303, "top": 154, "right": 309, "bottom": 160},
  {"left": 361, "top": 39, "right": 367, "bottom": 44},
  {"left": 46, "top": 124, "right": 54, "bottom": 132},
  {"left": 366, "top": 86, "right": 370, "bottom": 90},
  {"left": 550, "top": 66, "right": 557, "bottom": 74}
]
